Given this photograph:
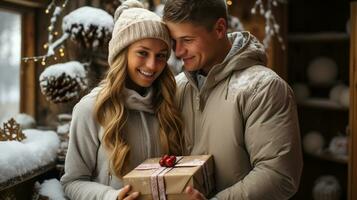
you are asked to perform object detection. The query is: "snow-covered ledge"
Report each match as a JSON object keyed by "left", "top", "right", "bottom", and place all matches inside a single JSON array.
[{"left": 0, "top": 129, "right": 60, "bottom": 188}]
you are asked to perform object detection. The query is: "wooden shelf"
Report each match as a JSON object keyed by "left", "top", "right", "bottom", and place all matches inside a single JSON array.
[
  {"left": 298, "top": 98, "right": 349, "bottom": 111},
  {"left": 288, "top": 32, "right": 349, "bottom": 42},
  {"left": 306, "top": 151, "right": 348, "bottom": 164},
  {"left": 0, "top": 162, "right": 56, "bottom": 191}
]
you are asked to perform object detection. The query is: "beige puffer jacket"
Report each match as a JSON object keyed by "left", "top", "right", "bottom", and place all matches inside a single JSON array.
[
  {"left": 61, "top": 87, "right": 162, "bottom": 200},
  {"left": 176, "top": 31, "right": 303, "bottom": 200}
]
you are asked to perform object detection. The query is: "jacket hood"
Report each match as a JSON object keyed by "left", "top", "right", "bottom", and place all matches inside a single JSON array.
[{"left": 184, "top": 31, "right": 267, "bottom": 91}]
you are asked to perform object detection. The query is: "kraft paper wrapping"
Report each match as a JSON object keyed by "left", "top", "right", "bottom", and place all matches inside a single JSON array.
[{"left": 123, "top": 155, "right": 214, "bottom": 200}]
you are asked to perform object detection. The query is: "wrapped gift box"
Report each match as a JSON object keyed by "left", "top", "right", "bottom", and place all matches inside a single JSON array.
[{"left": 123, "top": 155, "right": 214, "bottom": 200}]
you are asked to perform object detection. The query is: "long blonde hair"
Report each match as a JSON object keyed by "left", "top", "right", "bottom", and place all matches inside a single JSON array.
[{"left": 94, "top": 50, "right": 184, "bottom": 178}]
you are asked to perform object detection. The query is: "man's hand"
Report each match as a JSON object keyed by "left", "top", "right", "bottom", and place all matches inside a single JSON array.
[
  {"left": 185, "top": 186, "right": 207, "bottom": 200},
  {"left": 117, "top": 185, "right": 140, "bottom": 200}
]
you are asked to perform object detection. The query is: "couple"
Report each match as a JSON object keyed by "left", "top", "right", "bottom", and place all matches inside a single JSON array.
[{"left": 60, "top": 0, "right": 303, "bottom": 199}]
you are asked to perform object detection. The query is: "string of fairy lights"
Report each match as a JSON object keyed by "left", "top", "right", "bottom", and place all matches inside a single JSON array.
[
  {"left": 22, "top": 0, "right": 69, "bottom": 66},
  {"left": 22, "top": 0, "right": 284, "bottom": 66},
  {"left": 226, "top": 0, "right": 233, "bottom": 6}
]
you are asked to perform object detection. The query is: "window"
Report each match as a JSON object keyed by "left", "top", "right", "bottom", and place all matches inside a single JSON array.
[
  {"left": 0, "top": 9, "right": 22, "bottom": 122},
  {"left": 0, "top": 1, "right": 38, "bottom": 122}
]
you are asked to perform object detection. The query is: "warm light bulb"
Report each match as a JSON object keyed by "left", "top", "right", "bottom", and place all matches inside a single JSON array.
[
  {"left": 227, "top": 0, "right": 232, "bottom": 6},
  {"left": 59, "top": 48, "right": 64, "bottom": 53},
  {"left": 48, "top": 26, "right": 53, "bottom": 31},
  {"left": 54, "top": 56, "right": 58, "bottom": 60},
  {"left": 54, "top": 32, "right": 59, "bottom": 36},
  {"left": 34, "top": 58, "right": 38, "bottom": 62},
  {"left": 60, "top": 52, "right": 65, "bottom": 57},
  {"left": 43, "top": 44, "right": 48, "bottom": 49},
  {"left": 45, "top": 9, "right": 49, "bottom": 14}
]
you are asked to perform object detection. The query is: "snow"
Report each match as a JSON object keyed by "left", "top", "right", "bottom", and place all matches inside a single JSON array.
[
  {"left": 39, "top": 179, "right": 66, "bottom": 200},
  {"left": 0, "top": 129, "right": 60, "bottom": 183},
  {"left": 13, "top": 113, "right": 36, "bottom": 129},
  {"left": 40, "top": 61, "right": 86, "bottom": 80},
  {"left": 57, "top": 123, "right": 70, "bottom": 135},
  {"left": 62, "top": 6, "right": 113, "bottom": 33},
  {"left": 39, "top": 61, "right": 88, "bottom": 94}
]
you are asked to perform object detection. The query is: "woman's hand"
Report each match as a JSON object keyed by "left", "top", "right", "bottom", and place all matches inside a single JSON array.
[
  {"left": 117, "top": 185, "right": 140, "bottom": 200},
  {"left": 185, "top": 186, "right": 207, "bottom": 200}
]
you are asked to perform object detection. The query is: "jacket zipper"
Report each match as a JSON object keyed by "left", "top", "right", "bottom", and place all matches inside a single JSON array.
[{"left": 108, "top": 171, "right": 112, "bottom": 186}]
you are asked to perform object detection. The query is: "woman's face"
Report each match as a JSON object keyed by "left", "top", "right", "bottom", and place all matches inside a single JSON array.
[{"left": 127, "top": 38, "right": 169, "bottom": 91}]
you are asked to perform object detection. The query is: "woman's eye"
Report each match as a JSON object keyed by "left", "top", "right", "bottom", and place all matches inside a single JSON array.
[
  {"left": 137, "top": 51, "right": 148, "bottom": 57},
  {"left": 156, "top": 53, "right": 167, "bottom": 60}
]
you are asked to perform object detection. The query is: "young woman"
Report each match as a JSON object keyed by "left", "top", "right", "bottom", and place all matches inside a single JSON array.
[{"left": 61, "top": 1, "right": 184, "bottom": 199}]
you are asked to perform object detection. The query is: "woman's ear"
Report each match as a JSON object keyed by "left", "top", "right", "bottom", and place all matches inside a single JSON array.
[{"left": 214, "top": 18, "right": 228, "bottom": 39}]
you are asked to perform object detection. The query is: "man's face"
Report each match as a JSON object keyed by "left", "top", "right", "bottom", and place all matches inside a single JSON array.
[{"left": 166, "top": 22, "right": 220, "bottom": 73}]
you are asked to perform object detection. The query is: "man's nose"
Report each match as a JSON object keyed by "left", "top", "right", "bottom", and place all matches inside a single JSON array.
[{"left": 175, "top": 42, "right": 185, "bottom": 58}]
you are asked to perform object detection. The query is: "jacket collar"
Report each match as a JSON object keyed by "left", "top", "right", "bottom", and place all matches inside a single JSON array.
[{"left": 122, "top": 87, "right": 155, "bottom": 114}]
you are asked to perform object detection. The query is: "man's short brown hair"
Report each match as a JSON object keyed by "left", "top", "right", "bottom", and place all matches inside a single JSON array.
[{"left": 163, "top": 0, "right": 228, "bottom": 30}]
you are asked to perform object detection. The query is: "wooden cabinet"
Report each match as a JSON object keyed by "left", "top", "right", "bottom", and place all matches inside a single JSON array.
[
  {"left": 270, "top": 0, "right": 357, "bottom": 199},
  {"left": 348, "top": 2, "right": 357, "bottom": 200},
  {"left": 230, "top": 0, "right": 357, "bottom": 199}
]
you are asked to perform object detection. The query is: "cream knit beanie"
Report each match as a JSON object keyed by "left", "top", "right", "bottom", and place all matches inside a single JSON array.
[{"left": 108, "top": 0, "right": 171, "bottom": 66}]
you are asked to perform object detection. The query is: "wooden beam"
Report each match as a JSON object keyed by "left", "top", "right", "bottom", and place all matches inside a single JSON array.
[
  {"left": 1, "top": 0, "right": 47, "bottom": 8},
  {"left": 349, "top": 2, "right": 357, "bottom": 200},
  {"left": 20, "top": 10, "right": 36, "bottom": 117}
]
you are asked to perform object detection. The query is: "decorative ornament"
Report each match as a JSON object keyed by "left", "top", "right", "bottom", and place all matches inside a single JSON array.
[
  {"left": 251, "top": 0, "right": 287, "bottom": 50},
  {"left": 159, "top": 155, "right": 177, "bottom": 167},
  {"left": 328, "top": 135, "right": 348, "bottom": 156},
  {"left": 39, "top": 61, "right": 88, "bottom": 104},
  {"left": 307, "top": 57, "right": 338, "bottom": 86},
  {"left": 329, "top": 84, "right": 347, "bottom": 103},
  {"left": 313, "top": 175, "right": 341, "bottom": 200},
  {"left": 62, "top": 6, "right": 114, "bottom": 51},
  {"left": 339, "top": 87, "right": 350, "bottom": 108},
  {"left": 0, "top": 118, "right": 26, "bottom": 142},
  {"left": 302, "top": 131, "right": 324, "bottom": 155}
]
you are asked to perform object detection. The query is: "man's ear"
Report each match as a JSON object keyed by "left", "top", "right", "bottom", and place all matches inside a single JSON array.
[{"left": 214, "top": 18, "right": 228, "bottom": 39}]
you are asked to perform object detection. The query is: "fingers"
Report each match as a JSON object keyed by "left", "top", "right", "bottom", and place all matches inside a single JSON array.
[
  {"left": 118, "top": 185, "right": 131, "bottom": 200},
  {"left": 185, "top": 186, "right": 206, "bottom": 200},
  {"left": 124, "top": 192, "right": 140, "bottom": 200},
  {"left": 118, "top": 185, "right": 140, "bottom": 200}
]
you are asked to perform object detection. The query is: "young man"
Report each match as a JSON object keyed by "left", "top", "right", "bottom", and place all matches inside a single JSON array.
[{"left": 163, "top": 0, "right": 303, "bottom": 199}]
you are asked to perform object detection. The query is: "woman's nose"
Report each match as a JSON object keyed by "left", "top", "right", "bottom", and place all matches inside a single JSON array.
[{"left": 145, "top": 56, "right": 156, "bottom": 69}]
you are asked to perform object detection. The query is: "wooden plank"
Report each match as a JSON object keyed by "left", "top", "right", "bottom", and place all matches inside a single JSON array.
[
  {"left": 1, "top": 0, "right": 47, "bottom": 8},
  {"left": 349, "top": 2, "right": 357, "bottom": 200},
  {"left": 0, "top": 162, "right": 56, "bottom": 191},
  {"left": 20, "top": 10, "right": 36, "bottom": 117}
]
